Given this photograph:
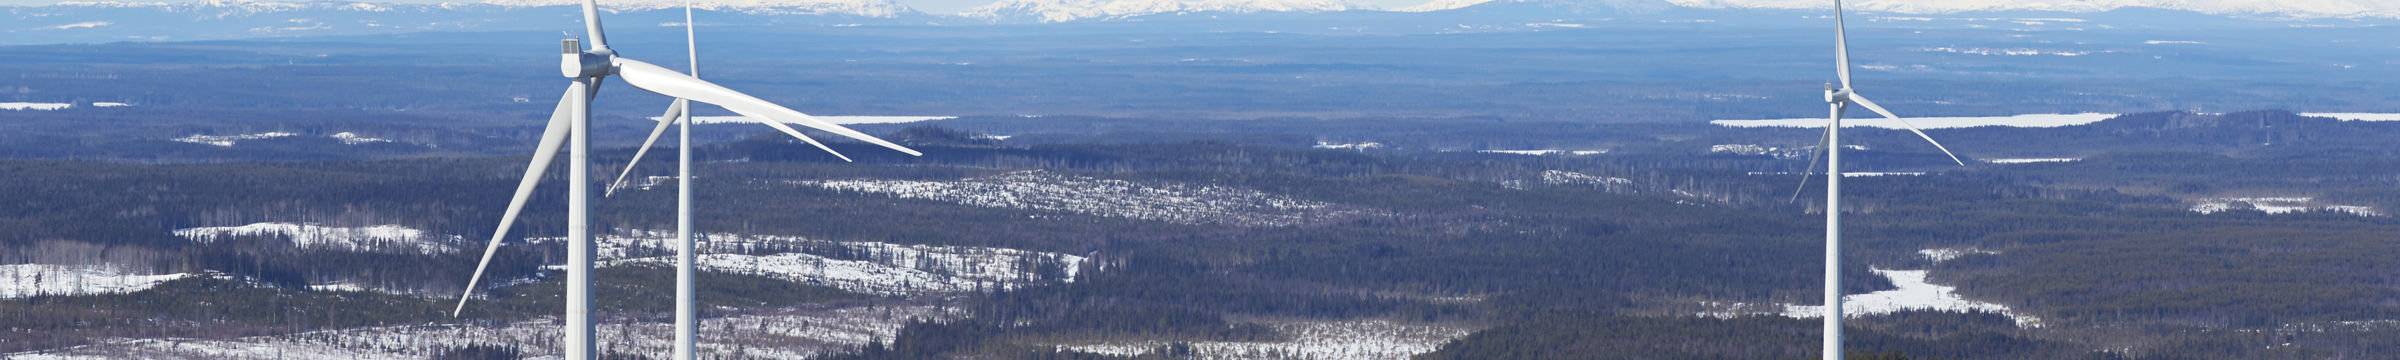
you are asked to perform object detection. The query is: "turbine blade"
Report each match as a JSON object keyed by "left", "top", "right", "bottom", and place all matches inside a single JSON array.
[
  {"left": 1850, "top": 95, "right": 1965, "bottom": 166},
  {"left": 582, "top": 0, "right": 607, "bottom": 49},
  {"left": 609, "top": 100, "right": 685, "bottom": 197},
  {"left": 685, "top": 0, "right": 698, "bottom": 78},
  {"left": 611, "top": 57, "right": 919, "bottom": 157},
  {"left": 1790, "top": 123, "right": 1833, "bottom": 203},
  {"left": 1835, "top": 0, "right": 1852, "bottom": 88},
  {"left": 456, "top": 82, "right": 580, "bottom": 316}
]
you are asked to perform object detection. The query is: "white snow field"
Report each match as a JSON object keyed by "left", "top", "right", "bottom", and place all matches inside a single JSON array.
[
  {"left": 0, "top": 264, "right": 191, "bottom": 298},
  {"left": 1712, "top": 113, "right": 2117, "bottom": 129},
  {"left": 8, "top": 304, "right": 953, "bottom": 359},
  {"left": 1051, "top": 319, "right": 1474, "bottom": 359},
  {"left": 173, "top": 222, "right": 459, "bottom": 254},
  {"left": 2188, "top": 197, "right": 2382, "bottom": 216},
  {"left": 803, "top": 170, "right": 1372, "bottom": 226}
]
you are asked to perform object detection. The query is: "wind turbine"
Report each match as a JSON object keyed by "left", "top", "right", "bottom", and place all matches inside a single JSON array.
[
  {"left": 1796, "top": 1, "right": 1964, "bottom": 359},
  {"left": 448, "top": 0, "right": 921, "bottom": 358}
]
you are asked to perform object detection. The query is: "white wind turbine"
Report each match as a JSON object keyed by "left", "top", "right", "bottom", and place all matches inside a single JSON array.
[
  {"left": 448, "top": 0, "right": 921, "bottom": 358},
  {"left": 593, "top": 2, "right": 877, "bottom": 359},
  {"left": 1794, "top": 1, "right": 1965, "bottom": 359}
]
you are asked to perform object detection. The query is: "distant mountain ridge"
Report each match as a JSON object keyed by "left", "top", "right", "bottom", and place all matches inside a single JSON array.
[{"left": 961, "top": 0, "right": 1364, "bottom": 23}]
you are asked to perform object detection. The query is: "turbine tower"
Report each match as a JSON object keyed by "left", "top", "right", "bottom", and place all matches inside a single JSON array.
[
  {"left": 1801, "top": 1, "right": 1965, "bottom": 359},
  {"left": 448, "top": 0, "right": 920, "bottom": 358}
]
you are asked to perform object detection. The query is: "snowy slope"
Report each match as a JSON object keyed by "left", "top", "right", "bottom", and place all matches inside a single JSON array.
[
  {"left": 174, "top": 223, "right": 459, "bottom": 255},
  {"left": 962, "top": 0, "right": 1366, "bottom": 22}
]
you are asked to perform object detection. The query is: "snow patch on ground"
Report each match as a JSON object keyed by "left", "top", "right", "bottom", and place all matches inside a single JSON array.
[
  {"left": 802, "top": 170, "right": 1370, "bottom": 227},
  {"left": 1700, "top": 248, "right": 2038, "bottom": 328},
  {"left": 1780, "top": 269, "right": 2042, "bottom": 328},
  {"left": 174, "top": 223, "right": 458, "bottom": 254},
  {"left": 172, "top": 132, "right": 297, "bottom": 147},
  {"left": 330, "top": 132, "right": 392, "bottom": 145},
  {"left": 1541, "top": 170, "right": 1631, "bottom": 186},
  {"left": 1313, "top": 141, "right": 1383, "bottom": 150},
  {"left": 1919, "top": 248, "right": 2000, "bottom": 263},
  {"left": 0, "top": 102, "right": 74, "bottom": 111},
  {"left": 2302, "top": 113, "right": 2400, "bottom": 121},
  {"left": 1713, "top": 113, "right": 2117, "bottom": 129},
  {"left": 1985, "top": 157, "right": 2080, "bottom": 164},
  {"left": 1050, "top": 319, "right": 1472, "bottom": 360},
  {"left": 1478, "top": 149, "right": 1606, "bottom": 156},
  {"left": 2189, "top": 197, "right": 2380, "bottom": 216},
  {"left": 8, "top": 305, "right": 952, "bottom": 359},
  {"left": 0, "top": 264, "right": 190, "bottom": 298}
]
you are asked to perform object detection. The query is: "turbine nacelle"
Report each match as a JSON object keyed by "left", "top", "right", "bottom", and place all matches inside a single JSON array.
[
  {"left": 1823, "top": 85, "right": 1852, "bottom": 104},
  {"left": 560, "top": 38, "right": 616, "bottom": 79}
]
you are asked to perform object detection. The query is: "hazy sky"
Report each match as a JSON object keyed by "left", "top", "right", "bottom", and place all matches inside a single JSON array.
[{"left": 0, "top": 0, "right": 1432, "bottom": 15}]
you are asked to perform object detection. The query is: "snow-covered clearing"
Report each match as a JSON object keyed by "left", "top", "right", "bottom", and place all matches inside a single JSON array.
[
  {"left": 1477, "top": 149, "right": 1606, "bottom": 156},
  {"left": 2188, "top": 197, "right": 2381, "bottom": 216},
  {"left": 2301, "top": 113, "right": 2400, "bottom": 122},
  {"left": 1313, "top": 141, "right": 1383, "bottom": 150},
  {"left": 802, "top": 170, "right": 1371, "bottom": 226},
  {"left": 1918, "top": 247, "right": 2000, "bottom": 263},
  {"left": 8, "top": 304, "right": 953, "bottom": 360},
  {"left": 1468, "top": 148, "right": 1603, "bottom": 156},
  {"left": 1779, "top": 268, "right": 2043, "bottom": 327},
  {"left": 1747, "top": 171, "right": 1925, "bottom": 178},
  {"left": 330, "top": 132, "right": 392, "bottom": 144},
  {"left": 0, "top": 264, "right": 191, "bottom": 298},
  {"left": 1712, "top": 113, "right": 2117, "bottom": 129},
  {"left": 0, "top": 102, "right": 74, "bottom": 111},
  {"left": 537, "top": 231, "right": 1087, "bottom": 296},
  {"left": 1051, "top": 319, "right": 1473, "bottom": 360},
  {"left": 171, "top": 132, "right": 297, "bottom": 147},
  {"left": 174, "top": 223, "right": 459, "bottom": 254},
  {"left": 1540, "top": 170, "right": 1631, "bottom": 186},
  {"left": 1699, "top": 247, "right": 2040, "bottom": 328},
  {"left": 1712, "top": 144, "right": 1865, "bottom": 159},
  {"left": 686, "top": 115, "right": 954, "bottom": 125},
  {"left": 1985, "top": 157, "right": 2080, "bottom": 164}
]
